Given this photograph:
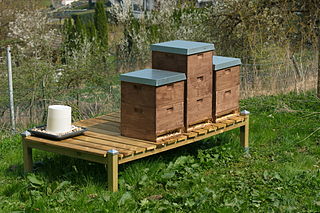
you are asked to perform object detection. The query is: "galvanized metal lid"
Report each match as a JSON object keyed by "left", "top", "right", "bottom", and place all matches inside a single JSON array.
[
  {"left": 120, "top": 69, "right": 186, "bottom": 86},
  {"left": 151, "top": 40, "right": 215, "bottom": 55},
  {"left": 213, "top": 56, "right": 242, "bottom": 70}
]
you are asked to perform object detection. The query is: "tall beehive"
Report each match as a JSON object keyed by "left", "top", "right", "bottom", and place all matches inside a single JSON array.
[
  {"left": 151, "top": 40, "right": 215, "bottom": 128},
  {"left": 212, "top": 56, "right": 241, "bottom": 120},
  {"left": 120, "top": 69, "right": 186, "bottom": 141}
]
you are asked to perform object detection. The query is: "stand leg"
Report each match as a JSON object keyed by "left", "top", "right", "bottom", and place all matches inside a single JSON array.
[
  {"left": 23, "top": 140, "right": 33, "bottom": 173},
  {"left": 240, "top": 116, "right": 249, "bottom": 151},
  {"left": 107, "top": 150, "right": 119, "bottom": 192}
]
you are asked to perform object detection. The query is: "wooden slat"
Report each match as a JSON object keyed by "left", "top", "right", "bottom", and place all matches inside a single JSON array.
[
  {"left": 213, "top": 123, "right": 227, "bottom": 129},
  {"left": 85, "top": 127, "right": 120, "bottom": 136},
  {"left": 229, "top": 116, "right": 245, "bottom": 123},
  {"left": 66, "top": 138, "right": 134, "bottom": 156},
  {"left": 84, "top": 131, "right": 157, "bottom": 150},
  {"left": 74, "top": 135, "right": 145, "bottom": 154},
  {"left": 119, "top": 121, "right": 247, "bottom": 164},
  {"left": 176, "top": 135, "right": 188, "bottom": 142},
  {"left": 152, "top": 141, "right": 169, "bottom": 147},
  {"left": 161, "top": 134, "right": 188, "bottom": 145},
  {"left": 91, "top": 118, "right": 120, "bottom": 127},
  {"left": 77, "top": 123, "right": 120, "bottom": 134},
  {"left": 75, "top": 119, "right": 120, "bottom": 133},
  {"left": 96, "top": 115, "right": 120, "bottom": 123},
  {"left": 166, "top": 137, "right": 178, "bottom": 145},
  {"left": 216, "top": 112, "right": 239, "bottom": 122},
  {"left": 153, "top": 134, "right": 186, "bottom": 147},
  {"left": 184, "top": 132, "right": 198, "bottom": 138},
  {"left": 26, "top": 136, "right": 107, "bottom": 157},
  {"left": 89, "top": 123, "right": 120, "bottom": 133},
  {"left": 194, "top": 129, "right": 208, "bottom": 135},
  {"left": 26, "top": 140, "right": 109, "bottom": 163},
  {"left": 203, "top": 124, "right": 217, "bottom": 132},
  {"left": 107, "top": 112, "right": 120, "bottom": 118},
  {"left": 75, "top": 118, "right": 118, "bottom": 126},
  {"left": 221, "top": 119, "right": 235, "bottom": 126}
]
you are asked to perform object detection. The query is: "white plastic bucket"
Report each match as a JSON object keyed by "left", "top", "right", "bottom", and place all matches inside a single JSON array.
[{"left": 46, "top": 105, "right": 72, "bottom": 134}]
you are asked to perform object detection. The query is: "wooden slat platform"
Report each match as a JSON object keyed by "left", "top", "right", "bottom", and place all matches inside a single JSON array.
[{"left": 22, "top": 111, "right": 249, "bottom": 192}]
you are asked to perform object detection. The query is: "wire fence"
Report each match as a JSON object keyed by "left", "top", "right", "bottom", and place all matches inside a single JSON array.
[{"left": 0, "top": 58, "right": 318, "bottom": 132}]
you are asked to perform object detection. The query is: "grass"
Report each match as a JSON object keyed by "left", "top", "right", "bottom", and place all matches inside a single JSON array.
[
  {"left": 0, "top": 91, "right": 320, "bottom": 212},
  {"left": 40, "top": 0, "right": 52, "bottom": 8}
]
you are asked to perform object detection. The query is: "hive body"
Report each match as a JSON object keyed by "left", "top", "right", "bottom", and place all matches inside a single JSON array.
[
  {"left": 151, "top": 40, "right": 215, "bottom": 128},
  {"left": 120, "top": 69, "right": 186, "bottom": 141},
  {"left": 212, "top": 56, "right": 241, "bottom": 120}
]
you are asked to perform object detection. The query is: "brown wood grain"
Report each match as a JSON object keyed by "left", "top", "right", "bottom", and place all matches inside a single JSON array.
[
  {"left": 26, "top": 136, "right": 107, "bottom": 156},
  {"left": 152, "top": 51, "right": 213, "bottom": 77},
  {"left": 215, "top": 85, "right": 240, "bottom": 116},
  {"left": 156, "top": 102, "right": 184, "bottom": 135},
  {"left": 187, "top": 51, "right": 213, "bottom": 76},
  {"left": 74, "top": 135, "right": 145, "bottom": 154},
  {"left": 186, "top": 95, "right": 212, "bottom": 126},
  {"left": 156, "top": 81, "right": 184, "bottom": 106},
  {"left": 187, "top": 72, "right": 212, "bottom": 99},
  {"left": 84, "top": 131, "right": 157, "bottom": 149},
  {"left": 121, "top": 79, "right": 185, "bottom": 141},
  {"left": 215, "top": 66, "right": 240, "bottom": 90},
  {"left": 119, "top": 120, "right": 247, "bottom": 164},
  {"left": 66, "top": 138, "right": 134, "bottom": 156},
  {"left": 152, "top": 51, "right": 188, "bottom": 73},
  {"left": 97, "top": 115, "right": 120, "bottom": 123},
  {"left": 121, "top": 82, "right": 156, "bottom": 108}
]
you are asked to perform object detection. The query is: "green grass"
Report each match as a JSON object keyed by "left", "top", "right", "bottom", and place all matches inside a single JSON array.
[
  {"left": 0, "top": 91, "right": 320, "bottom": 212},
  {"left": 40, "top": 0, "right": 51, "bottom": 8}
]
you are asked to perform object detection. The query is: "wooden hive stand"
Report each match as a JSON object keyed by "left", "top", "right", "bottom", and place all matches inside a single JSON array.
[{"left": 21, "top": 111, "right": 250, "bottom": 192}]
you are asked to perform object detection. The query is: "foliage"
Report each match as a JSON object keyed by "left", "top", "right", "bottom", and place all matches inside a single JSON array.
[
  {"left": 0, "top": 92, "right": 319, "bottom": 212},
  {"left": 0, "top": 0, "right": 50, "bottom": 45},
  {"left": 0, "top": 5, "right": 114, "bottom": 127},
  {"left": 109, "top": 0, "right": 319, "bottom": 67},
  {"left": 7, "top": 10, "right": 61, "bottom": 59},
  {"left": 94, "top": 1, "right": 109, "bottom": 49},
  {"left": 63, "top": 1, "right": 108, "bottom": 53},
  {"left": 0, "top": 0, "right": 318, "bottom": 129},
  {"left": 112, "top": 1, "right": 212, "bottom": 63}
]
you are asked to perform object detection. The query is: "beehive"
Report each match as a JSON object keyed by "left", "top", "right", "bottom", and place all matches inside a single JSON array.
[
  {"left": 151, "top": 40, "right": 215, "bottom": 128},
  {"left": 212, "top": 56, "right": 241, "bottom": 120},
  {"left": 120, "top": 69, "right": 186, "bottom": 141}
]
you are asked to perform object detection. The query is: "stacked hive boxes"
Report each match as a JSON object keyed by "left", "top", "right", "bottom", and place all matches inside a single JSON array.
[
  {"left": 151, "top": 40, "right": 215, "bottom": 129},
  {"left": 120, "top": 69, "right": 186, "bottom": 141},
  {"left": 120, "top": 40, "right": 241, "bottom": 141},
  {"left": 212, "top": 56, "right": 241, "bottom": 120}
]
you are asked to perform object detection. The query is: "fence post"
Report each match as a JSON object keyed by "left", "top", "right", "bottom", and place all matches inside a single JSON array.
[
  {"left": 317, "top": 35, "right": 320, "bottom": 98},
  {"left": 7, "top": 46, "right": 16, "bottom": 132}
]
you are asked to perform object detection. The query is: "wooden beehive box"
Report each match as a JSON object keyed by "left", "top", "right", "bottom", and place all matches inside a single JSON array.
[
  {"left": 212, "top": 56, "right": 241, "bottom": 120},
  {"left": 151, "top": 40, "right": 215, "bottom": 128},
  {"left": 120, "top": 69, "right": 186, "bottom": 141}
]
